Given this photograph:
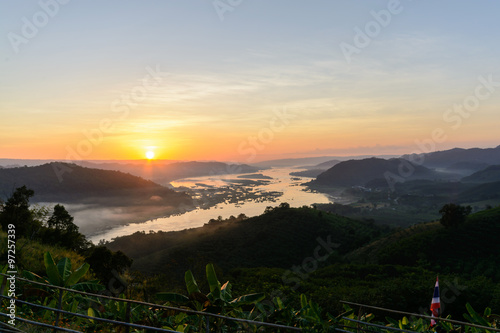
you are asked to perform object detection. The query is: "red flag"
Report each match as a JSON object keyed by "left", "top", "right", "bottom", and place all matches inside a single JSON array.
[{"left": 430, "top": 277, "right": 440, "bottom": 326}]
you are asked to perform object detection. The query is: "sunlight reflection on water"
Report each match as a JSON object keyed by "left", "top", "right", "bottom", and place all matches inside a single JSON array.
[{"left": 88, "top": 168, "right": 331, "bottom": 243}]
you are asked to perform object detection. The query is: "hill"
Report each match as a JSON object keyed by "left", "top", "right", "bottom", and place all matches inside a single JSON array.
[
  {"left": 345, "top": 206, "right": 500, "bottom": 280},
  {"left": 462, "top": 165, "right": 500, "bottom": 183},
  {"left": 107, "top": 205, "right": 385, "bottom": 279},
  {"left": 401, "top": 145, "right": 500, "bottom": 169},
  {"left": 310, "top": 157, "right": 438, "bottom": 187},
  {"left": 252, "top": 156, "right": 343, "bottom": 168},
  {"left": 290, "top": 159, "right": 342, "bottom": 178},
  {"left": 445, "top": 161, "right": 490, "bottom": 176},
  {"left": 0, "top": 162, "right": 192, "bottom": 207},
  {"left": 456, "top": 181, "right": 500, "bottom": 203}
]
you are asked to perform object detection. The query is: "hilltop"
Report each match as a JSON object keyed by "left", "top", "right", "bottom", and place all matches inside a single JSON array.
[
  {"left": 290, "top": 159, "right": 342, "bottom": 178},
  {"left": 401, "top": 146, "right": 500, "bottom": 170},
  {"left": 77, "top": 160, "right": 260, "bottom": 186},
  {"left": 345, "top": 206, "right": 500, "bottom": 280},
  {"left": 309, "top": 157, "right": 439, "bottom": 188},
  {"left": 462, "top": 165, "right": 500, "bottom": 183},
  {"left": 106, "top": 202, "right": 500, "bottom": 318},
  {"left": 0, "top": 162, "right": 193, "bottom": 207},
  {"left": 107, "top": 205, "right": 385, "bottom": 279}
]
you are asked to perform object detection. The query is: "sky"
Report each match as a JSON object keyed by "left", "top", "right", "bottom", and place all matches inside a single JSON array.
[{"left": 1, "top": 0, "right": 500, "bottom": 163}]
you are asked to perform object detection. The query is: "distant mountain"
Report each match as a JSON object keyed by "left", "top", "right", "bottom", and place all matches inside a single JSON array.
[
  {"left": 289, "top": 169, "right": 326, "bottom": 178},
  {"left": 456, "top": 180, "right": 500, "bottom": 202},
  {"left": 0, "top": 159, "right": 57, "bottom": 167},
  {"left": 290, "top": 160, "right": 342, "bottom": 178},
  {"left": 0, "top": 162, "right": 192, "bottom": 207},
  {"left": 401, "top": 145, "right": 500, "bottom": 169},
  {"left": 77, "top": 161, "right": 260, "bottom": 185},
  {"left": 310, "top": 158, "right": 437, "bottom": 187},
  {"left": 254, "top": 155, "right": 397, "bottom": 168},
  {"left": 461, "top": 165, "right": 500, "bottom": 183},
  {"left": 315, "top": 159, "right": 342, "bottom": 169},
  {"left": 444, "top": 161, "right": 490, "bottom": 175},
  {"left": 253, "top": 156, "right": 343, "bottom": 168}
]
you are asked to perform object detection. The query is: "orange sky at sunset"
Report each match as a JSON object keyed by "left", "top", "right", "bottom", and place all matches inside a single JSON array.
[{"left": 2, "top": 2, "right": 500, "bottom": 163}]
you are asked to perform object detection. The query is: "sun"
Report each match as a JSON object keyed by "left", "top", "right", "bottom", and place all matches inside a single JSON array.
[{"left": 145, "top": 151, "right": 155, "bottom": 160}]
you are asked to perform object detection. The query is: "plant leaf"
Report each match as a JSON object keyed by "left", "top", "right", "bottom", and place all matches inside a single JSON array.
[
  {"left": 156, "top": 292, "right": 190, "bottom": 304},
  {"left": 88, "top": 307, "right": 95, "bottom": 323},
  {"left": 230, "top": 293, "right": 265, "bottom": 306},
  {"left": 184, "top": 270, "right": 200, "bottom": 295},
  {"left": 57, "top": 257, "right": 72, "bottom": 283},
  {"left": 206, "top": 264, "right": 221, "bottom": 300},
  {"left": 300, "top": 294, "right": 308, "bottom": 308},
  {"left": 65, "top": 263, "right": 89, "bottom": 287},
  {"left": 466, "top": 302, "right": 490, "bottom": 326},
  {"left": 44, "top": 252, "right": 62, "bottom": 286},
  {"left": 220, "top": 281, "right": 232, "bottom": 302},
  {"left": 71, "top": 281, "right": 105, "bottom": 292}
]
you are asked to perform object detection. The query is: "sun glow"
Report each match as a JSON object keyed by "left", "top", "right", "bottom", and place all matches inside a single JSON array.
[{"left": 145, "top": 151, "right": 155, "bottom": 160}]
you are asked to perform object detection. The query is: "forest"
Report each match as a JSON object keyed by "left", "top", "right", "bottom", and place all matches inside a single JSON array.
[{"left": 1, "top": 184, "right": 499, "bottom": 331}]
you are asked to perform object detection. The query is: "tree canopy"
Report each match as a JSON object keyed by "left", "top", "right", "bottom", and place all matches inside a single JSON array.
[
  {"left": 439, "top": 203, "right": 472, "bottom": 228},
  {"left": 0, "top": 185, "right": 39, "bottom": 237}
]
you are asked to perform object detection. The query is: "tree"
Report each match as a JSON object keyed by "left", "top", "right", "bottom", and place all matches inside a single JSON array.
[
  {"left": 85, "top": 246, "right": 133, "bottom": 286},
  {"left": 439, "top": 203, "right": 472, "bottom": 228},
  {"left": 43, "top": 204, "right": 88, "bottom": 252},
  {"left": 279, "top": 202, "right": 290, "bottom": 209},
  {"left": 0, "top": 185, "right": 39, "bottom": 237},
  {"left": 47, "top": 204, "right": 76, "bottom": 232}
]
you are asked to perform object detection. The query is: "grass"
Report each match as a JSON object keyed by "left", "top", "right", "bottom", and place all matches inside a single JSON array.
[{"left": 0, "top": 230, "right": 89, "bottom": 277}]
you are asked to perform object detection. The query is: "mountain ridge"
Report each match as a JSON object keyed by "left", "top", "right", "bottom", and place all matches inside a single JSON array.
[
  {"left": 401, "top": 146, "right": 500, "bottom": 169},
  {"left": 0, "top": 162, "right": 192, "bottom": 207},
  {"left": 310, "top": 157, "right": 438, "bottom": 187}
]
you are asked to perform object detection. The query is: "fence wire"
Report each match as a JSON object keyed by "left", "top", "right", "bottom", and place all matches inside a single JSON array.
[{"left": 0, "top": 273, "right": 302, "bottom": 332}]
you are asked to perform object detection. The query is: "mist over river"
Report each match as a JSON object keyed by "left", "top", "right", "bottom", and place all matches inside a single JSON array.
[{"left": 86, "top": 168, "right": 332, "bottom": 243}]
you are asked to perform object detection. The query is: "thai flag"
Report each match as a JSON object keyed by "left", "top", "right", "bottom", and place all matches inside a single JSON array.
[{"left": 430, "top": 277, "right": 440, "bottom": 326}]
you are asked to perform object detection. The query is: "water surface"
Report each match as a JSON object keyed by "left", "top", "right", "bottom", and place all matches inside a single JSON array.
[{"left": 89, "top": 168, "right": 331, "bottom": 243}]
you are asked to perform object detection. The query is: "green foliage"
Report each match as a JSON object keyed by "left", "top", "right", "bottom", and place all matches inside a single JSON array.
[
  {"left": 84, "top": 245, "right": 133, "bottom": 286},
  {"left": 0, "top": 162, "right": 192, "bottom": 206},
  {"left": 439, "top": 203, "right": 472, "bottom": 228},
  {"left": 16, "top": 252, "right": 104, "bottom": 329},
  {"left": 109, "top": 206, "right": 383, "bottom": 287},
  {"left": 42, "top": 252, "right": 90, "bottom": 288},
  {"left": 157, "top": 263, "right": 266, "bottom": 331},
  {"left": 0, "top": 185, "right": 40, "bottom": 237},
  {"left": 40, "top": 204, "right": 87, "bottom": 252},
  {"left": 3, "top": 254, "right": 500, "bottom": 332}
]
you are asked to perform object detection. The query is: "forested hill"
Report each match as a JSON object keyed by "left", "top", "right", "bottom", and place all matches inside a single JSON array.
[
  {"left": 401, "top": 145, "right": 500, "bottom": 169},
  {"left": 78, "top": 160, "right": 260, "bottom": 184},
  {"left": 0, "top": 162, "right": 192, "bottom": 206},
  {"left": 462, "top": 165, "right": 500, "bottom": 183},
  {"left": 107, "top": 205, "right": 386, "bottom": 278},
  {"left": 310, "top": 157, "right": 438, "bottom": 187},
  {"left": 346, "top": 206, "right": 500, "bottom": 280}
]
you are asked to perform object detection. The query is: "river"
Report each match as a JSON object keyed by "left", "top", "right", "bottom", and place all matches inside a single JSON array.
[{"left": 88, "top": 168, "right": 332, "bottom": 243}]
